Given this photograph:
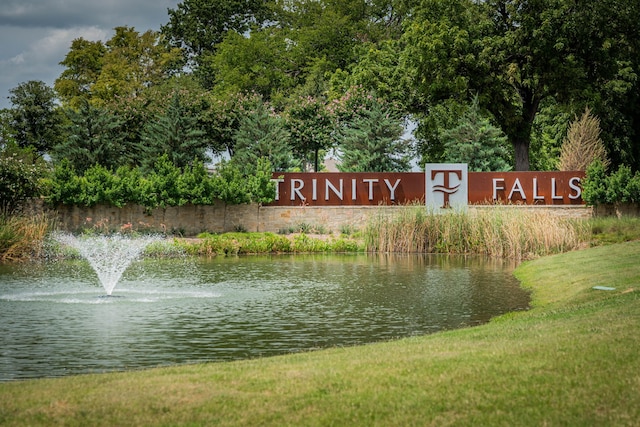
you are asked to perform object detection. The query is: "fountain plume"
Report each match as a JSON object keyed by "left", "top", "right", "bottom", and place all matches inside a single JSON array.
[{"left": 54, "top": 233, "right": 161, "bottom": 295}]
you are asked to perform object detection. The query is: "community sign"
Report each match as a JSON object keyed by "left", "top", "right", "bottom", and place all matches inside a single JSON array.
[{"left": 270, "top": 164, "right": 584, "bottom": 208}]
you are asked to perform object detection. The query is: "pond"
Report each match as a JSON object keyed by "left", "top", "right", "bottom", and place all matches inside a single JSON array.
[{"left": 0, "top": 254, "right": 530, "bottom": 381}]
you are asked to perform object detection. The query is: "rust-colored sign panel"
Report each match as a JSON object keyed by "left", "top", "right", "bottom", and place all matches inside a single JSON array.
[
  {"left": 270, "top": 173, "right": 424, "bottom": 206},
  {"left": 469, "top": 171, "right": 585, "bottom": 205},
  {"left": 269, "top": 170, "right": 585, "bottom": 206}
]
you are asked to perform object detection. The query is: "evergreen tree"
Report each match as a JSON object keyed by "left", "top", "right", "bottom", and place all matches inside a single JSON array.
[
  {"left": 338, "top": 99, "right": 411, "bottom": 172},
  {"left": 141, "top": 93, "right": 207, "bottom": 170},
  {"left": 232, "top": 102, "right": 294, "bottom": 173},
  {"left": 52, "top": 100, "right": 136, "bottom": 173},
  {"left": 440, "top": 98, "right": 512, "bottom": 172}
]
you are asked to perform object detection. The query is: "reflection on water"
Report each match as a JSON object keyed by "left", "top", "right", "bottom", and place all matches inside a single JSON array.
[{"left": 0, "top": 254, "right": 529, "bottom": 381}]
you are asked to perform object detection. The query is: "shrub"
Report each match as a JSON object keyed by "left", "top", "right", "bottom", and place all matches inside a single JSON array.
[
  {"left": 45, "top": 156, "right": 276, "bottom": 209},
  {"left": 0, "top": 213, "right": 52, "bottom": 261},
  {"left": 582, "top": 160, "right": 609, "bottom": 205},
  {"left": 0, "top": 144, "right": 49, "bottom": 215},
  {"left": 583, "top": 160, "right": 640, "bottom": 206}
]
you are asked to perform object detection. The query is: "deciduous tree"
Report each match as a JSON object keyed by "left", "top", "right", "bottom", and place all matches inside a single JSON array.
[
  {"left": 404, "top": 0, "right": 639, "bottom": 171},
  {"left": 8, "top": 81, "right": 64, "bottom": 156}
]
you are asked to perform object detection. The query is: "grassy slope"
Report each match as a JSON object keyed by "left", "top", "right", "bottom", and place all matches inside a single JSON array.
[{"left": 1, "top": 242, "right": 639, "bottom": 426}]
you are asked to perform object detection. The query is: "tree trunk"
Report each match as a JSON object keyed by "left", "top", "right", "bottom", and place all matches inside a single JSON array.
[{"left": 513, "top": 138, "right": 530, "bottom": 171}]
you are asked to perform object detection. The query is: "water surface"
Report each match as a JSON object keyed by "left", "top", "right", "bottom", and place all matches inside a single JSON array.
[{"left": 0, "top": 254, "right": 529, "bottom": 381}]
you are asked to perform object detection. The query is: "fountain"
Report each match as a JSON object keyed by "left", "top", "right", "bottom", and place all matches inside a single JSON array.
[{"left": 53, "top": 232, "right": 161, "bottom": 296}]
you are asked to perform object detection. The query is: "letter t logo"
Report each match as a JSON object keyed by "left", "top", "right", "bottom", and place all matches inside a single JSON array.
[{"left": 425, "top": 164, "right": 468, "bottom": 210}]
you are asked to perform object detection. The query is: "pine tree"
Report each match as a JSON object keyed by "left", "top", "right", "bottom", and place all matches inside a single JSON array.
[
  {"left": 232, "top": 102, "right": 294, "bottom": 173},
  {"left": 142, "top": 93, "right": 207, "bottom": 170},
  {"left": 52, "top": 99, "right": 135, "bottom": 173},
  {"left": 338, "top": 100, "right": 411, "bottom": 172},
  {"left": 440, "top": 97, "right": 512, "bottom": 172}
]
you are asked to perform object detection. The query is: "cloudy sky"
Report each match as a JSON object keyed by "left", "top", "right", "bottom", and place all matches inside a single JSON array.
[{"left": 0, "top": 0, "right": 180, "bottom": 109}]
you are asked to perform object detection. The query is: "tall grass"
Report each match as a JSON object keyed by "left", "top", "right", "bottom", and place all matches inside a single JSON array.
[
  {"left": 0, "top": 214, "right": 53, "bottom": 261},
  {"left": 364, "top": 206, "right": 590, "bottom": 259}
]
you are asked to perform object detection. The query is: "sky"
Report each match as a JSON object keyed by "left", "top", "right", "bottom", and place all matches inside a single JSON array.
[{"left": 0, "top": 0, "right": 180, "bottom": 110}]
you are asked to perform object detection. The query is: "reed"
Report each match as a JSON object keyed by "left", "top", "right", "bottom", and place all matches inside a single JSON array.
[
  {"left": 364, "top": 206, "right": 590, "bottom": 260},
  {"left": 0, "top": 213, "right": 54, "bottom": 261}
]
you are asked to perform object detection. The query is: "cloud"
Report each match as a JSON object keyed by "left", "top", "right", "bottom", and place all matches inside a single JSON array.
[
  {"left": 0, "top": 0, "right": 178, "bottom": 109},
  {"left": 0, "top": 26, "right": 109, "bottom": 106},
  {"left": 0, "top": 0, "right": 176, "bottom": 29}
]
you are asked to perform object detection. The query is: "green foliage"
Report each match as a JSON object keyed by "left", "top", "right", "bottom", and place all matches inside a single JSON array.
[
  {"left": 55, "top": 27, "right": 182, "bottom": 107},
  {"left": 181, "top": 231, "right": 362, "bottom": 256},
  {"left": 329, "top": 40, "right": 415, "bottom": 110},
  {"left": 161, "top": 0, "right": 270, "bottom": 61},
  {"left": 231, "top": 101, "right": 295, "bottom": 173},
  {"left": 207, "top": 29, "right": 293, "bottom": 99},
  {"left": 337, "top": 96, "right": 412, "bottom": 172},
  {"left": 8, "top": 81, "right": 65, "bottom": 156},
  {"left": 582, "top": 161, "right": 609, "bottom": 206},
  {"left": 0, "top": 144, "right": 49, "bottom": 215},
  {"left": 583, "top": 161, "right": 640, "bottom": 206},
  {"left": 142, "top": 93, "right": 208, "bottom": 170},
  {"left": 213, "top": 158, "right": 276, "bottom": 205},
  {"left": 198, "top": 91, "right": 264, "bottom": 158},
  {"left": 588, "top": 217, "right": 640, "bottom": 245},
  {"left": 529, "top": 100, "right": 570, "bottom": 171},
  {"left": 403, "top": 0, "right": 640, "bottom": 171},
  {"left": 54, "top": 38, "right": 106, "bottom": 108},
  {"left": 285, "top": 95, "right": 335, "bottom": 171},
  {"left": 52, "top": 100, "right": 139, "bottom": 173},
  {"left": 440, "top": 97, "right": 512, "bottom": 172},
  {"left": 46, "top": 156, "right": 276, "bottom": 209}
]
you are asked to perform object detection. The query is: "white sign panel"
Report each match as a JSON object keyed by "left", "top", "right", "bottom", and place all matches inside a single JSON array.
[{"left": 425, "top": 163, "right": 468, "bottom": 210}]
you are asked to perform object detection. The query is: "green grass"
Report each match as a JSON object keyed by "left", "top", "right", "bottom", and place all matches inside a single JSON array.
[
  {"left": 1, "top": 241, "right": 638, "bottom": 426},
  {"left": 176, "top": 231, "right": 363, "bottom": 256},
  {"left": 589, "top": 216, "right": 640, "bottom": 245}
]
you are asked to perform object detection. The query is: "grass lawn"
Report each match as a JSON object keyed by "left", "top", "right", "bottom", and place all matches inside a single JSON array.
[{"left": 1, "top": 242, "right": 638, "bottom": 426}]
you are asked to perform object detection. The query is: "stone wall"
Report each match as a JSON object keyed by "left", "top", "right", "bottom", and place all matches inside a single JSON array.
[
  {"left": 43, "top": 201, "right": 593, "bottom": 236},
  {"left": 592, "top": 203, "right": 640, "bottom": 218}
]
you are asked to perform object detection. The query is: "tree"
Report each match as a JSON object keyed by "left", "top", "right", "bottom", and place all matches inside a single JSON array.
[
  {"left": 328, "top": 39, "right": 415, "bottom": 111},
  {"left": 161, "top": 0, "right": 271, "bottom": 85},
  {"left": 285, "top": 95, "right": 335, "bottom": 172},
  {"left": 51, "top": 100, "right": 140, "bottom": 173},
  {"left": 558, "top": 108, "right": 610, "bottom": 171},
  {"left": 206, "top": 29, "right": 293, "bottom": 100},
  {"left": 337, "top": 97, "right": 412, "bottom": 172},
  {"left": 141, "top": 93, "right": 207, "bottom": 170},
  {"left": 198, "top": 91, "right": 264, "bottom": 158},
  {"left": 55, "top": 27, "right": 182, "bottom": 107},
  {"left": 54, "top": 38, "right": 106, "bottom": 108},
  {"left": 8, "top": 81, "right": 64, "bottom": 156},
  {"left": 403, "top": 0, "right": 640, "bottom": 171},
  {"left": 92, "top": 27, "right": 182, "bottom": 103},
  {"left": 231, "top": 101, "right": 294, "bottom": 173},
  {"left": 440, "top": 97, "right": 512, "bottom": 172}
]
